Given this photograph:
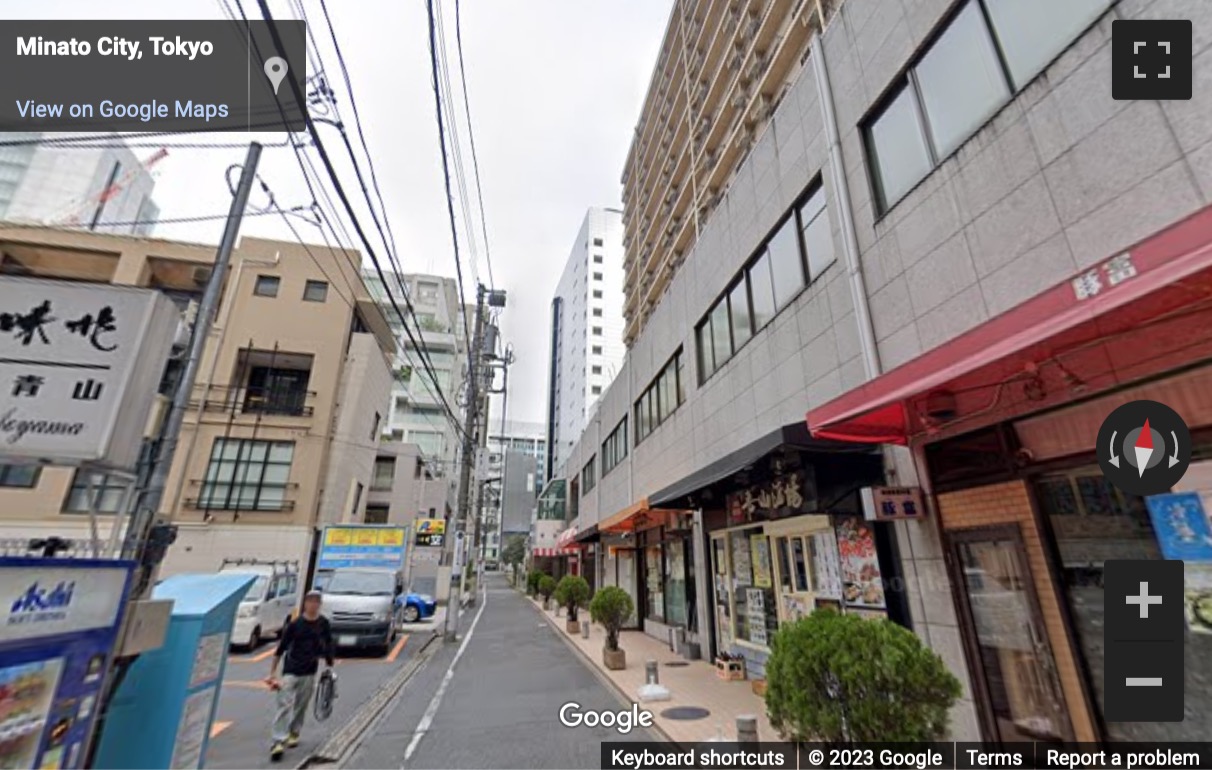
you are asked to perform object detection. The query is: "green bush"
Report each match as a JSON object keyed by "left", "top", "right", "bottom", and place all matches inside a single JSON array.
[
  {"left": 537, "top": 575, "right": 557, "bottom": 604},
  {"left": 589, "top": 586, "right": 634, "bottom": 651},
  {"left": 526, "top": 570, "right": 546, "bottom": 596},
  {"left": 765, "top": 610, "right": 961, "bottom": 742},
  {"left": 554, "top": 575, "right": 591, "bottom": 622}
]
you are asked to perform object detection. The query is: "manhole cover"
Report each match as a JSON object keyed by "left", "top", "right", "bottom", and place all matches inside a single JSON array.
[
  {"left": 664, "top": 661, "right": 690, "bottom": 667},
  {"left": 661, "top": 706, "right": 711, "bottom": 720}
]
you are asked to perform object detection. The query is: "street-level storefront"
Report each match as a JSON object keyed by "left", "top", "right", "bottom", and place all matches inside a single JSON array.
[
  {"left": 597, "top": 499, "right": 684, "bottom": 636},
  {"left": 649, "top": 423, "right": 900, "bottom": 678},
  {"left": 808, "top": 204, "right": 1212, "bottom": 743}
]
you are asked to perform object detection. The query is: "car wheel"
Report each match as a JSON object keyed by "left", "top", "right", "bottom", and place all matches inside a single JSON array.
[
  {"left": 249, "top": 626, "right": 261, "bottom": 650},
  {"left": 401, "top": 605, "right": 420, "bottom": 623}
]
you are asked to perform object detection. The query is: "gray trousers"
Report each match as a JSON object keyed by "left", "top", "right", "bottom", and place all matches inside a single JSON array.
[{"left": 271, "top": 673, "right": 315, "bottom": 743}]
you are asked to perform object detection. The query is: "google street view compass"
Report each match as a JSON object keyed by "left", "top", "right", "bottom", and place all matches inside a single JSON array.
[{"left": 1097, "top": 399, "right": 1191, "bottom": 497}]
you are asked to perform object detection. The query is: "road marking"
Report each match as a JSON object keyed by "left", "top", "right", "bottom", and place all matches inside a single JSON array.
[
  {"left": 386, "top": 635, "right": 409, "bottom": 663},
  {"left": 403, "top": 587, "right": 487, "bottom": 762},
  {"left": 224, "top": 680, "right": 272, "bottom": 690},
  {"left": 210, "top": 721, "right": 233, "bottom": 738},
  {"left": 229, "top": 647, "right": 276, "bottom": 664}
]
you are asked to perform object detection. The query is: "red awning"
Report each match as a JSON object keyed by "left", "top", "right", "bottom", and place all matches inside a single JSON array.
[
  {"left": 808, "top": 204, "right": 1212, "bottom": 444},
  {"left": 555, "top": 527, "right": 578, "bottom": 548},
  {"left": 532, "top": 546, "right": 578, "bottom": 558}
]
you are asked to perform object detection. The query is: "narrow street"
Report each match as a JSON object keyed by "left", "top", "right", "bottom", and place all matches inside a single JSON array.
[
  {"left": 349, "top": 574, "right": 661, "bottom": 770},
  {"left": 206, "top": 623, "right": 438, "bottom": 769}
]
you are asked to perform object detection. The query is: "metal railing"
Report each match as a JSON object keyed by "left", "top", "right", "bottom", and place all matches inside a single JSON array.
[{"left": 189, "top": 384, "right": 316, "bottom": 417}]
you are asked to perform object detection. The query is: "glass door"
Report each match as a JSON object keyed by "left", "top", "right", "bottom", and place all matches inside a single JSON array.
[
  {"left": 952, "top": 526, "right": 1074, "bottom": 743},
  {"left": 772, "top": 534, "right": 815, "bottom": 623}
]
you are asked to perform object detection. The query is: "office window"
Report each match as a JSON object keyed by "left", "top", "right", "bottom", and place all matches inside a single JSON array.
[
  {"left": 365, "top": 505, "right": 389, "bottom": 524},
  {"left": 303, "top": 279, "right": 329, "bottom": 303},
  {"left": 581, "top": 456, "right": 597, "bottom": 494},
  {"left": 371, "top": 411, "right": 381, "bottom": 441},
  {"left": 200, "top": 439, "right": 295, "bottom": 511},
  {"left": 593, "top": 290, "right": 603, "bottom": 299},
  {"left": 635, "top": 350, "right": 683, "bottom": 445},
  {"left": 697, "top": 320, "right": 716, "bottom": 380},
  {"left": 593, "top": 255, "right": 603, "bottom": 264},
  {"left": 63, "top": 470, "right": 128, "bottom": 512},
  {"left": 592, "top": 326, "right": 602, "bottom": 336},
  {"left": 592, "top": 345, "right": 602, "bottom": 355},
  {"left": 602, "top": 417, "right": 628, "bottom": 474},
  {"left": 593, "top": 238, "right": 603, "bottom": 247},
  {"left": 351, "top": 481, "right": 364, "bottom": 516},
  {"left": 985, "top": 0, "right": 1110, "bottom": 88},
  {"left": 0, "top": 464, "right": 38, "bottom": 488},
  {"left": 799, "top": 187, "right": 836, "bottom": 280},
  {"left": 867, "top": 87, "right": 933, "bottom": 212},
  {"left": 372, "top": 456, "right": 395, "bottom": 491},
  {"left": 592, "top": 365, "right": 602, "bottom": 374},
  {"left": 593, "top": 308, "right": 602, "bottom": 317},
  {"left": 728, "top": 281, "right": 752, "bottom": 350},
  {"left": 709, "top": 300, "right": 732, "bottom": 374},
  {"left": 748, "top": 251, "right": 777, "bottom": 331},
  {"left": 592, "top": 385, "right": 602, "bottom": 395},
  {"left": 767, "top": 216, "right": 805, "bottom": 310},
  {"left": 254, "top": 275, "right": 280, "bottom": 297},
  {"left": 915, "top": 1, "right": 1010, "bottom": 158},
  {"left": 593, "top": 272, "right": 603, "bottom": 281}
]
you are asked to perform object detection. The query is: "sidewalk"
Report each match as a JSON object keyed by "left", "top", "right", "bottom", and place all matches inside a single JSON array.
[{"left": 529, "top": 594, "right": 776, "bottom": 744}]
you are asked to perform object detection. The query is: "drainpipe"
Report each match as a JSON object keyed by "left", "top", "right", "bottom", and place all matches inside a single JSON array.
[
  {"left": 167, "top": 251, "right": 281, "bottom": 516},
  {"left": 810, "top": 36, "right": 880, "bottom": 380}
]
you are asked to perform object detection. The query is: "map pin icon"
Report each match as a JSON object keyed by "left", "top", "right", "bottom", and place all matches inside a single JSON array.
[{"left": 264, "top": 56, "right": 289, "bottom": 96}]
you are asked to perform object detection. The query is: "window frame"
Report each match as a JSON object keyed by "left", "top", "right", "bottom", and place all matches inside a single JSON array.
[
  {"left": 634, "top": 350, "right": 683, "bottom": 447},
  {"left": 62, "top": 470, "right": 129, "bottom": 513},
  {"left": 253, "top": 274, "right": 280, "bottom": 298},
  {"left": 199, "top": 438, "right": 295, "bottom": 512},
  {"left": 0, "top": 464, "right": 39, "bottom": 488},
  {"left": 303, "top": 279, "right": 329, "bottom": 303},
  {"left": 602, "top": 416, "right": 629, "bottom": 475},
  {"left": 581, "top": 456, "right": 597, "bottom": 494}
]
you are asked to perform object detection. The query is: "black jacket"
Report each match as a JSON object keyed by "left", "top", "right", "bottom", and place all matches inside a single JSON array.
[{"left": 276, "top": 615, "right": 335, "bottom": 676}]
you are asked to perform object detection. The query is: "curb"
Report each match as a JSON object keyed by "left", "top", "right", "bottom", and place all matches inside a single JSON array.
[
  {"left": 528, "top": 597, "right": 677, "bottom": 745},
  {"left": 296, "top": 632, "right": 441, "bottom": 769}
]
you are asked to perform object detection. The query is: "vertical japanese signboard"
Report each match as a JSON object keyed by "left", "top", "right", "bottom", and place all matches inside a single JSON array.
[{"left": 0, "top": 277, "right": 179, "bottom": 470}]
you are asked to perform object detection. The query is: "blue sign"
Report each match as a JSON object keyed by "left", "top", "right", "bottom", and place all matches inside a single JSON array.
[
  {"left": 315, "top": 526, "right": 407, "bottom": 571},
  {"left": 1146, "top": 492, "right": 1212, "bottom": 562}
]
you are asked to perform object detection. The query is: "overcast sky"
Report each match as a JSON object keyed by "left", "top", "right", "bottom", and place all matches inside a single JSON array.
[{"left": 14, "top": 0, "right": 673, "bottom": 427}]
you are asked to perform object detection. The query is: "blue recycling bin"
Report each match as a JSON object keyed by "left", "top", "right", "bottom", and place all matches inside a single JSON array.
[{"left": 93, "top": 572, "right": 253, "bottom": 770}]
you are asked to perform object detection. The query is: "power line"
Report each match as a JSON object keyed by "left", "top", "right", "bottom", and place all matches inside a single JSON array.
[
  {"left": 452, "top": 0, "right": 495, "bottom": 290},
  {"left": 0, "top": 207, "right": 292, "bottom": 231},
  {"left": 426, "top": 0, "right": 476, "bottom": 368},
  {"left": 249, "top": 0, "right": 469, "bottom": 444}
]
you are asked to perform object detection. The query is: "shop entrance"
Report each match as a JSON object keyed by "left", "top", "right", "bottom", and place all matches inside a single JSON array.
[
  {"left": 766, "top": 515, "right": 834, "bottom": 623},
  {"left": 951, "top": 526, "right": 1074, "bottom": 743}
]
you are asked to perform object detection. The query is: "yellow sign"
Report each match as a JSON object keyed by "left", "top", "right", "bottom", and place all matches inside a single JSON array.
[
  {"left": 416, "top": 518, "right": 446, "bottom": 535},
  {"left": 378, "top": 528, "right": 405, "bottom": 546},
  {"left": 324, "top": 528, "right": 353, "bottom": 546}
]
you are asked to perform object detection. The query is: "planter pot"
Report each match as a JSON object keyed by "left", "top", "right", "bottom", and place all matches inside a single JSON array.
[
  {"left": 566, "top": 619, "right": 580, "bottom": 634},
  {"left": 603, "top": 646, "right": 626, "bottom": 670}
]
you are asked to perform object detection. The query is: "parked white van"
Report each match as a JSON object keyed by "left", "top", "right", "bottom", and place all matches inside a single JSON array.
[{"left": 222, "top": 559, "right": 301, "bottom": 650}]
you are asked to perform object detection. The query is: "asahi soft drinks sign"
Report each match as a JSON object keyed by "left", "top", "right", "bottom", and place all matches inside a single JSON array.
[{"left": 0, "top": 277, "right": 179, "bottom": 469}]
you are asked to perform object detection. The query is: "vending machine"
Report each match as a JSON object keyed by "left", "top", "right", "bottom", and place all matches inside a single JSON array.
[{"left": 0, "top": 557, "right": 134, "bottom": 770}]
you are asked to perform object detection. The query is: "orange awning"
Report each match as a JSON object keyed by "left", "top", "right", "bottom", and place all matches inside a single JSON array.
[{"left": 598, "top": 498, "right": 666, "bottom": 533}]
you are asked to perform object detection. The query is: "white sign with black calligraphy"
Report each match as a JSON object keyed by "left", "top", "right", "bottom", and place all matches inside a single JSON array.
[{"left": 0, "top": 277, "right": 179, "bottom": 469}]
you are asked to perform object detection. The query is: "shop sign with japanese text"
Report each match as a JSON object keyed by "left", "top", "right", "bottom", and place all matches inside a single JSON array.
[
  {"left": 726, "top": 471, "right": 811, "bottom": 524},
  {"left": 861, "top": 485, "right": 927, "bottom": 522},
  {"left": 0, "top": 277, "right": 179, "bottom": 469}
]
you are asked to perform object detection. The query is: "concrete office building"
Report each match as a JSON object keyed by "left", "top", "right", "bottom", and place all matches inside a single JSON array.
[
  {"left": 0, "top": 133, "right": 161, "bottom": 235},
  {"left": 546, "top": 208, "right": 626, "bottom": 478},
  {"left": 0, "top": 225, "right": 396, "bottom": 579},
  {"left": 562, "top": 0, "right": 1212, "bottom": 744},
  {"left": 480, "top": 419, "right": 546, "bottom": 561},
  {"left": 621, "top": 0, "right": 831, "bottom": 344},
  {"left": 362, "top": 270, "right": 468, "bottom": 500}
]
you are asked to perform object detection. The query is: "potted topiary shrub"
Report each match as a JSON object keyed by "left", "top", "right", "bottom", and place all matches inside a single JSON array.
[
  {"left": 537, "top": 575, "right": 557, "bottom": 612},
  {"left": 589, "top": 586, "right": 634, "bottom": 670},
  {"left": 526, "top": 570, "right": 546, "bottom": 599},
  {"left": 765, "top": 609, "right": 961, "bottom": 743},
  {"left": 554, "top": 575, "right": 591, "bottom": 634}
]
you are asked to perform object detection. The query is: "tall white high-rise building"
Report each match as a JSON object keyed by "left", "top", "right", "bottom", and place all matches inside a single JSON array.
[
  {"left": 545, "top": 207, "right": 625, "bottom": 478},
  {"left": 0, "top": 133, "right": 160, "bottom": 235}
]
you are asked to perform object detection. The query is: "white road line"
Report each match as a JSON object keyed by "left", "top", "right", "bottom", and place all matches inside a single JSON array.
[{"left": 402, "top": 586, "right": 488, "bottom": 765}]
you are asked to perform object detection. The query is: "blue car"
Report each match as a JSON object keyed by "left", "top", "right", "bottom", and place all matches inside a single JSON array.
[{"left": 395, "top": 592, "right": 436, "bottom": 623}]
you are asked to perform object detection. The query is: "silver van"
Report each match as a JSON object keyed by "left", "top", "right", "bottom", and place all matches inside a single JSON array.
[{"left": 313, "top": 567, "right": 402, "bottom": 655}]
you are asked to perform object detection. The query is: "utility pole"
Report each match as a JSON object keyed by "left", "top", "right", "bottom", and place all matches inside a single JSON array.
[
  {"left": 443, "top": 284, "right": 505, "bottom": 642},
  {"left": 87, "top": 143, "right": 261, "bottom": 770}
]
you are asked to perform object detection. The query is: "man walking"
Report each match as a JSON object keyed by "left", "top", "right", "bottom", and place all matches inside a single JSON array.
[{"left": 266, "top": 590, "right": 334, "bottom": 761}]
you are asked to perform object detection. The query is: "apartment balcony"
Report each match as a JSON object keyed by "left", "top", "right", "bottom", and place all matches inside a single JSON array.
[{"left": 190, "top": 385, "right": 316, "bottom": 418}]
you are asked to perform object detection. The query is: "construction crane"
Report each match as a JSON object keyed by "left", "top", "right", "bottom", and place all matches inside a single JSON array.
[{"left": 50, "top": 147, "right": 168, "bottom": 231}]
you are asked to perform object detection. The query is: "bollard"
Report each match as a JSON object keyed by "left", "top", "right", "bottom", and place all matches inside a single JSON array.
[
  {"left": 581, "top": 620, "right": 590, "bottom": 638},
  {"left": 645, "top": 659, "right": 660, "bottom": 685},
  {"left": 736, "top": 714, "right": 758, "bottom": 745}
]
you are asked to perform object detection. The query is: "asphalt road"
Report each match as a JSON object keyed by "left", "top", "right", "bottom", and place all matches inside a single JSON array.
[
  {"left": 348, "top": 573, "right": 661, "bottom": 770},
  {"left": 205, "top": 615, "right": 441, "bottom": 770}
]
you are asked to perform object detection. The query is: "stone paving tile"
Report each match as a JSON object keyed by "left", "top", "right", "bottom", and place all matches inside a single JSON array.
[{"left": 529, "top": 596, "right": 777, "bottom": 743}]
